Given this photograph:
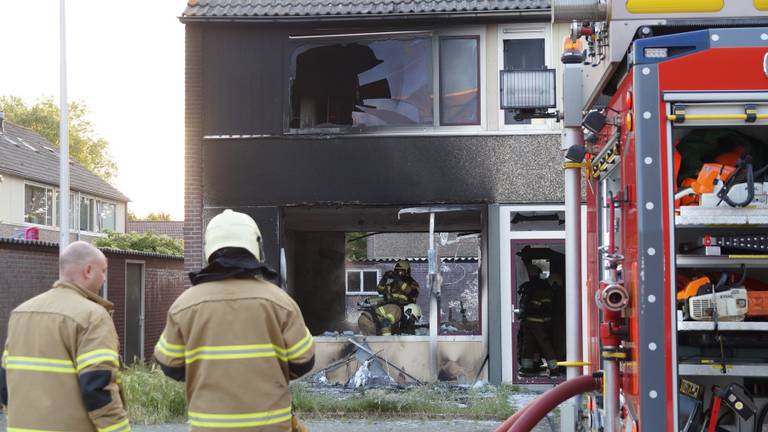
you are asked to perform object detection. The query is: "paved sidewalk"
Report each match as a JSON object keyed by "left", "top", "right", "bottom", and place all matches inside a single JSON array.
[{"left": 0, "top": 415, "right": 556, "bottom": 431}]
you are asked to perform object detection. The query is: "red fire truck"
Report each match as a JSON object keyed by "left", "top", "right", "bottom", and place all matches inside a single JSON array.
[{"left": 498, "top": 2, "right": 768, "bottom": 431}]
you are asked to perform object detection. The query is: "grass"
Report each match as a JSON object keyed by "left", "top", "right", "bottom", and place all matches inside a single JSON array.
[
  {"left": 122, "top": 363, "right": 187, "bottom": 424},
  {"left": 122, "top": 364, "right": 520, "bottom": 424},
  {"left": 292, "top": 382, "right": 519, "bottom": 420}
]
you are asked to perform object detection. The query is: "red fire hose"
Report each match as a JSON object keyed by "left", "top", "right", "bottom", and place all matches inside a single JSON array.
[{"left": 494, "top": 375, "right": 602, "bottom": 432}]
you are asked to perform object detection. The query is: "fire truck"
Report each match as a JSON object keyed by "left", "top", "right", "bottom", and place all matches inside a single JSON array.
[{"left": 497, "top": 1, "right": 768, "bottom": 431}]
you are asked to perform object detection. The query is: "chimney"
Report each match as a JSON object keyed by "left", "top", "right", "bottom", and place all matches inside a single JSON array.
[{"left": 0, "top": 111, "right": 4, "bottom": 133}]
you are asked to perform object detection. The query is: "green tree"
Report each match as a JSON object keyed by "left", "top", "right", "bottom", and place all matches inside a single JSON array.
[
  {"left": 346, "top": 232, "right": 369, "bottom": 261},
  {"left": 94, "top": 230, "right": 183, "bottom": 256},
  {"left": 0, "top": 95, "right": 117, "bottom": 182},
  {"left": 144, "top": 212, "right": 173, "bottom": 221}
]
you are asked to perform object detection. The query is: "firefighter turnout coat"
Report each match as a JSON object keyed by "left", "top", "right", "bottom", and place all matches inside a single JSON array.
[
  {"left": 1, "top": 280, "right": 130, "bottom": 432},
  {"left": 154, "top": 277, "right": 315, "bottom": 431}
]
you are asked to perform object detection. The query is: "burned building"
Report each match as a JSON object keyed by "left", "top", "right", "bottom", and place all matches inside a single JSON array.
[{"left": 180, "top": 0, "right": 575, "bottom": 385}]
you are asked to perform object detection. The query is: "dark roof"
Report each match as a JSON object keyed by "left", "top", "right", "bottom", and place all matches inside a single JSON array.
[
  {"left": 182, "top": 0, "right": 550, "bottom": 20},
  {"left": 0, "top": 121, "right": 129, "bottom": 202},
  {"left": 127, "top": 221, "right": 185, "bottom": 240},
  {"left": 0, "top": 237, "right": 183, "bottom": 260}
]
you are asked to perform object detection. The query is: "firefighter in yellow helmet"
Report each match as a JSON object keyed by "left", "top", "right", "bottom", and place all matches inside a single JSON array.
[
  {"left": 154, "top": 210, "right": 314, "bottom": 431},
  {"left": 373, "top": 260, "right": 420, "bottom": 336}
]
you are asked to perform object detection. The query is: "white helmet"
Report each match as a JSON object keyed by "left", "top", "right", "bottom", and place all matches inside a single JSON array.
[
  {"left": 403, "top": 304, "right": 422, "bottom": 321},
  {"left": 204, "top": 209, "right": 263, "bottom": 263}
]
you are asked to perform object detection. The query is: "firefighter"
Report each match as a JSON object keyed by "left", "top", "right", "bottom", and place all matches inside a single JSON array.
[
  {"left": 518, "top": 264, "right": 559, "bottom": 377},
  {"left": 154, "top": 209, "right": 315, "bottom": 432},
  {"left": 374, "top": 260, "right": 420, "bottom": 336},
  {"left": 0, "top": 241, "right": 129, "bottom": 431}
]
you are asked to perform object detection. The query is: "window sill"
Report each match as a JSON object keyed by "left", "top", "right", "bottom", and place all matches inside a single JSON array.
[{"left": 205, "top": 127, "right": 561, "bottom": 140}]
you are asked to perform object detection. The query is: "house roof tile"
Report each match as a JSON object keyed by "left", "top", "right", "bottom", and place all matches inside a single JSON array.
[
  {"left": 182, "top": 0, "right": 550, "bottom": 20},
  {"left": 0, "top": 121, "right": 128, "bottom": 202}
]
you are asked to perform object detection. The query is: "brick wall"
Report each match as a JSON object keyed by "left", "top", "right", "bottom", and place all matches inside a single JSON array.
[
  {"left": 184, "top": 24, "right": 205, "bottom": 286},
  {"left": 0, "top": 240, "right": 184, "bottom": 363}
]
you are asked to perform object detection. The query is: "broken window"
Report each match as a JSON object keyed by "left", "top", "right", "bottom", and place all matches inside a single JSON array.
[
  {"left": 439, "top": 36, "right": 480, "bottom": 126},
  {"left": 290, "top": 36, "right": 434, "bottom": 130}
]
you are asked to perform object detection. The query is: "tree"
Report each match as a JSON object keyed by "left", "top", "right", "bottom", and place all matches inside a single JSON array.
[
  {"left": 0, "top": 96, "right": 117, "bottom": 182},
  {"left": 128, "top": 211, "right": 173, "bottom": 221},
  {"left": 94, "top": 230, "right": 183, "bottom": 256},
  {"left": 144, "top": 212, "right": 173, "bottom": 221}
]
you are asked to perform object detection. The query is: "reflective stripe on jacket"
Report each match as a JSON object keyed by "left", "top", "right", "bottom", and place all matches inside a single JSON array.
[
  {"left": 154, "top": 278, "right": 315, "bottom": 431},
  {"left": 2, "top": 280, "right": 130, "bottom": 431}
]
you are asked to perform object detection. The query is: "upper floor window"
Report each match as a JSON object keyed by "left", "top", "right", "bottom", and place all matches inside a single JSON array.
[
  {"left": 498, "top": 25, "right": 551, "bottom": 128},
  {"left": 288, "top": 29, "right": 484, "bottom": 134},
  {"left": 290, "top": 35, "right": 434, "bottom": 131},
  {"left": 97, "top": 200, "right": 116, "bottom": 232},
  {"left": 439, "top": 36, "right": 481, "bottom": 126},
  {"left": 25, "top": 184, "right": 53, "bottom": 226},
  {"left": 23, "top": 182, "right": 116, "bottom": 233}
]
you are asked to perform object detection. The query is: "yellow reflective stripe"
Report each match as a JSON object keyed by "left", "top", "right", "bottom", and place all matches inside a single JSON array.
[
  {"left": 5, "top": 355, "right": 76, "bottom": 374},
  {"left": 185, "top": 329, "right": 314, "bottom": 364},
  {"left": 97, "top": 418, "right": 131, "bottom": 432},
  {"left": 279, "top": 328, "right": 314, "bottom": 361},
  {"left": 2, "top": 349, "right": 7, "bottom": 368},
  {"left": 155, "top": 334, "right": 185, "bottom": 359},
  {"left": 160, "top": 334, "right": 185, "bottom": 350},
  {"left": 377, "top": 307, "right": 396, "bottom": 323},
  {"left": 76, "top": 349, "right": 119, "bottom": 372},
  {"left": 189, "top": 407, "right": 292, "bottom": 428}
]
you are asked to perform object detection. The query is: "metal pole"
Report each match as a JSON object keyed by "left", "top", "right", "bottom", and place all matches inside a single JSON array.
[
  {"left": 59, "top": 0, "right": 70, "bottom": 252},
  {"left": 428, "top": 212, "right": 438, "bottom": 381},
  {"left": 561, "top": 128, "right": 584, "bottom": 432}
]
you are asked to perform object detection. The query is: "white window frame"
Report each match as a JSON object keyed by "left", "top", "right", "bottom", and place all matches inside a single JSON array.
[
  {"left": 23, "top": 181, "right": 55, "bottom": 228},
  {"left": 286, "top": 26, "right": 486, "bottom": 135},
  {"left": 345, "top": 268, "right": 381, "bottom": 295},
  {"left": 497, "top": 23, "right": 555, "bottom": 132},
  {"left": 20, "top": 181, "right": 116, "bottom": 236}
]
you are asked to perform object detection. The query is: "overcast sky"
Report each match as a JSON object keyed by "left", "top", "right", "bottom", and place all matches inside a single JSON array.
[{"left": 0, "top": 1, "right": 185, "bottom": 219}]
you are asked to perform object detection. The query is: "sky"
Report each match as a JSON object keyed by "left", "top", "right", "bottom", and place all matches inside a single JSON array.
[{"left": 0, "top": 1, "right": 185, "bottom": 219}]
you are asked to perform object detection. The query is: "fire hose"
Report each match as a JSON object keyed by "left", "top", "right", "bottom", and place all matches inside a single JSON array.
[{"left": 494, "top": 374, "right": 602, "bottom": 432}]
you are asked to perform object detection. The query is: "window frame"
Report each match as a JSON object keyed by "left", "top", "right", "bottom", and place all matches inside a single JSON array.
[
  {"left": 438, "top": 35, "right": 482, "bottom": 127},
  {"left": 21, "top": 181, "right": 117, "bottom": 235},
  {"left": 345, "top": 268, "right": 381, "bottom": 296},
  {"left": 23, "top": 182, "right": 55, "bottom": 227},
  {"left": 497, "top": 23, "right": 555, "bottom": 132},
  {"left": 286, "top": 26, "right": 486, "bottom": 135}
]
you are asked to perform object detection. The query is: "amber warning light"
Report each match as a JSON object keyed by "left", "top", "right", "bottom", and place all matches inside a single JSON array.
[{"left": 561, "top": 36, "right": 585, "bottom": 64}]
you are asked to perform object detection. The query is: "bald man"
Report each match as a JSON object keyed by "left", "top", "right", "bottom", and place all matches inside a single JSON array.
[{"left": 1, "top": 241, "right": 130, "bottom": 431}]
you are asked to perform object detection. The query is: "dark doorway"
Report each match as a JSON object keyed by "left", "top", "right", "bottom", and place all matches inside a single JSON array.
[
  {"left": 125, "top": 261, "right": 145, "bottom": 364},
  {"left": 511, "top": 241, "right": 566, "bottom": 384}
]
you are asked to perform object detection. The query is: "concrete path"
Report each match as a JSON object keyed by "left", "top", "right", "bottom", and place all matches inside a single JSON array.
[{"left": 0, "top": 416, "right": 556, "bottom": 431}]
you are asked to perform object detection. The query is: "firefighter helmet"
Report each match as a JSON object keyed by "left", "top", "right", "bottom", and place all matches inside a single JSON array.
[
  {"left": 204, "top": 209, "right": 263, "bottom": 263},
  {"left": 394, "top": 259, "right": 411, "bottom": 275}
]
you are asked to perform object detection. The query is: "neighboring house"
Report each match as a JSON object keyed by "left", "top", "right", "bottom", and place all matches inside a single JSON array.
[
  {"left": 127, "top": 220, "right": 184, "bottom": 241},
  {"left": 180, "top": 0, "right": 574, "bottom": 384},
  {"left": 0, "top": 115, "right": 128, "bottom": 243}
]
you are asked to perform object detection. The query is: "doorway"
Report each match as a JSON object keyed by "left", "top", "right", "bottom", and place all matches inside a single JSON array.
[
  {"left": 125, "top": 261, "right": 145, "bottom": 364},
  {"left": 511, "top": 240, "right": 566, "bottom": 384}
]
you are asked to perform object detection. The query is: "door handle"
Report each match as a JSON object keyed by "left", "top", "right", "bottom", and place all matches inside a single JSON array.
[{"left": 512, "top": 304, "right": 520, "bottom": 323}]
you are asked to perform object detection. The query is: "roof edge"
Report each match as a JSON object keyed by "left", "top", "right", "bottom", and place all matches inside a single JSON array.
[{"left": 179, "top": 8, "right": 551, "bottom": 24}]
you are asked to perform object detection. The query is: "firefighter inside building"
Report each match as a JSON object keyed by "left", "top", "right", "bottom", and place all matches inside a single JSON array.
[
  {"left": 357, "top": 259, "right": 422, "bottom": 335},
  {"left": 518, "top": 263, "right": 561, "bottom": 377}
]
